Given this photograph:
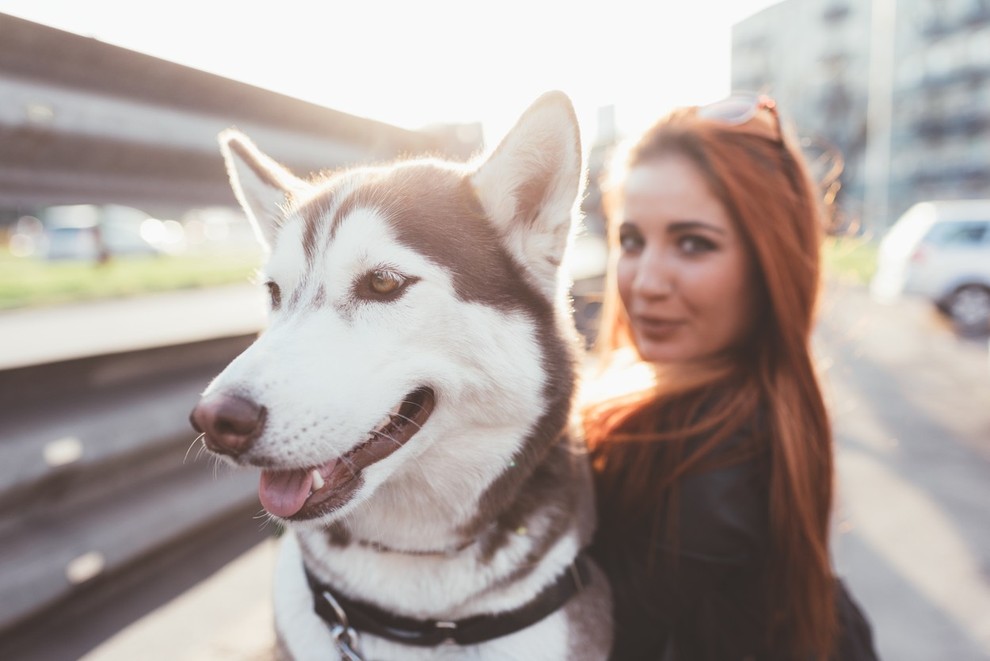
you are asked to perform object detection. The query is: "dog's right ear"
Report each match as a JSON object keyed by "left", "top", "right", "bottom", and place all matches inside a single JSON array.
[
  {"left": 470, "top": 91, "right": 582, "bottom": 299},
  {"left": 219, "top": 129, "right": 308, "bottom": 251}
]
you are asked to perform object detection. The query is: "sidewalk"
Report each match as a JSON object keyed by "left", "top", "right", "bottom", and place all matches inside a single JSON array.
[
  {"left": 82, "top": 539, "right": 278, "bottom": 661},
  {"left": 0, "top": 283, "right": 266, "bottom": 369}
]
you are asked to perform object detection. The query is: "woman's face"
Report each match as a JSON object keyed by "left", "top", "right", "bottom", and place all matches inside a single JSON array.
[{"left": 615, "top": 155, "right": 759, "bottom": 364}]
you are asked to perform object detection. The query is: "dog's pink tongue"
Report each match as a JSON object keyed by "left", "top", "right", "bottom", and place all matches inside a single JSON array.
[{"left": 259, "top": 469, "right": 313, "bottom": 517}]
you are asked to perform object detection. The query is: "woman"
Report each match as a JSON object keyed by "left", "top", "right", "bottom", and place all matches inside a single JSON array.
[{"left": 585, "top": 94, "right": 876, "bottom": 660}]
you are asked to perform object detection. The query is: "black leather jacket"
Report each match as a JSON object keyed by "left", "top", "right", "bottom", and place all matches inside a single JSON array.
[
  {"left": 591, "top": 423, "right": 879, "bottom": 661},
  {"left": 591, "top": 425, "right": 773, "bottom": 661}
]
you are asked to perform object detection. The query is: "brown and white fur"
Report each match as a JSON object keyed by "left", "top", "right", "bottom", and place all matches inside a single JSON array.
[{"left": 190, "top": 91, "right": 612, "bottom": 660}]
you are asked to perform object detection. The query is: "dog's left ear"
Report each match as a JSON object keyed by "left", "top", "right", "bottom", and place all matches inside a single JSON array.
[
  {"left": 219, "top": 129, "right": 309, "bottom": 251},
  {"left": 471, "top": 91, "right": 583, "bottom": 297}
]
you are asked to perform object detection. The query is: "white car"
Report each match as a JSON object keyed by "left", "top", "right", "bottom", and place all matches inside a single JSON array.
[{"left": 871, "top": 200, "right": 990, "bottom": 334}]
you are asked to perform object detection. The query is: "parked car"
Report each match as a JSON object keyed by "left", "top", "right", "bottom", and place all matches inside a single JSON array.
[
  {"left": 39, "top": 204, "right": 163, "bottom": 261},
  {"left": 871, "top": 200, "right": 990, "bottom": 334}
]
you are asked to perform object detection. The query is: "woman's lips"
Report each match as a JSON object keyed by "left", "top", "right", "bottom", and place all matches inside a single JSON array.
[{"left": 634, "top": 316, "right": 685, "bottom": 338}]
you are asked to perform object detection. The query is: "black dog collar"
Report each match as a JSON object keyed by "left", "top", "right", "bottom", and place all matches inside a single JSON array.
[{"left": 305, "top": 553, "right": 592, "bottom": 648}]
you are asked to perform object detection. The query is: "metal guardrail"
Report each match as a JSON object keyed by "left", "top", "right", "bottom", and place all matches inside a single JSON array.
[{"left": 0, "top": 333, "right": 265, "bottom": 656}]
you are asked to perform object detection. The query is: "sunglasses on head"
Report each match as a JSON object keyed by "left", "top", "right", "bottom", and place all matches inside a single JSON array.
[{"left": 696, "top": 92, "right": 782, "bottom": 143}]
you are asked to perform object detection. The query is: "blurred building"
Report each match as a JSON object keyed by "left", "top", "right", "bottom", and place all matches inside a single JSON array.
[
  {"left": 732, "top": 0, "right": 990, "bottom": 231},
  {"left": 893, "top": 0, "right": 990, "bottom": 211},
  {"left": 0, "top": 13, "right": 482, "bottom": 224},
  {"left": 733, "top": 0, "right": 872, "bottom": 224}
]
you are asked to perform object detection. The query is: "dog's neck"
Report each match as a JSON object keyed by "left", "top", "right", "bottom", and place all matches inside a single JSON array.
[
  {"left": 291, "top": 430, "right": 593, "bottom": 615},
  {"left": 327, "top": 522, "right": 489, "bottom": 558}
]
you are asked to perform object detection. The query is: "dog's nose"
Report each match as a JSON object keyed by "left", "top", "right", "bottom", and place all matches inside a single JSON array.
[{"left": 189, "top": 394, "right": 266, "bottom": 457}]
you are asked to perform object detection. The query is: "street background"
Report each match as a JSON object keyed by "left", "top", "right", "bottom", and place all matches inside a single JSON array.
[
  {"left": 820, "top": 282, "right": 990, "bottom": 660},
  {"left": 2, "top": 0, "right": 990, "bottom": 658}
]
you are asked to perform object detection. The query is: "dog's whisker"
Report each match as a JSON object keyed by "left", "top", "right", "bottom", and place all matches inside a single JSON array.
[
  {"left": 373, "top": 431, "right": 447, "bottom": 505},
  {"left": 339, "top": 455, "right": 360, "bottom": 478},
  {"left": 211, "top": 455, "right": 224, "bottom": 480},
  {"left": 375, "top": 432, "right": 425, "bottom": 473},
  {"left": 253, "top": 509, "right": 280, "bottom": 533},
  {"left": 184, "top": 434, "right": 206, "bottom": 464},
  {"left": 397, "top": 398, "right": 427, "bottom": 412},
  {"left": 372, "top": 430, "right": 406, "bottom": 451},
  {"left": 390, "top": 411, "right": 424, "bottom": 431},
  {"left": 254, "top": 510, "right": 279, "bottom": 532},
  {"left": 397, "top": 398, "right": 429, "bottom": 416},
  {"left": 372, "top": 433, "right": 438, "bottom": 492}
]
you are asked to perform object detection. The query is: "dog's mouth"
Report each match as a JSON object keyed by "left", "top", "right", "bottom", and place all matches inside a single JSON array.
[{"left": 258, "top": 387, "right": 435, "bottom": 521}]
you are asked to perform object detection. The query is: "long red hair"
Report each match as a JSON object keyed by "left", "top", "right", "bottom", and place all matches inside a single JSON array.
[{"left": 585, "top": 105, "right": 837, "bottom": 658}]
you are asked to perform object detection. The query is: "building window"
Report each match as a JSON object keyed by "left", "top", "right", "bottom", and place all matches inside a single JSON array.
[
  {"left": 823, "top": 3, "right": 851, "bottom": 23},
  {"left": 965, "top": 0, "right": 990, "bottom": 25}
]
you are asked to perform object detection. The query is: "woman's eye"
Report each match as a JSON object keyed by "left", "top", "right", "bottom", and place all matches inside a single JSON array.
[
  {"left": 265, "top": 281, "right": 282, "bottom": 309},
  {"left": 368, "top": 269, "right": 406, "bottom": 295},
  {"left": 618, "top": 231, "right": 643, "bottom": 253},
  {"left": 679, "top": 235, "right": 717, "bottom": 254}
]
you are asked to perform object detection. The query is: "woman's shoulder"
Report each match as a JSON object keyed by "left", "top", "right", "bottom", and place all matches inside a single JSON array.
[
  {"left": 672, "top": 411, "right": 771, "bottom": 562},
  {"left": 676, "top": 386, "right": 768, "bottom": 462}
]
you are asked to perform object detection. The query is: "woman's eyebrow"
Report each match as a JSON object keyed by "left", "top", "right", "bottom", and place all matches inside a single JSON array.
[{"left": 667, "top": 220, "right": 727, "bottom": 235}]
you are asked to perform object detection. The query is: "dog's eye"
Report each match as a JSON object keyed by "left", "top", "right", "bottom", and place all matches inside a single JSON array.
[
  {"left": 266, "top": 281, "right": 282, "bottom": 309},
  {"left": 369, "top": 270, "right": 405, "bottom": 295},
  {"left": 357, "top": 268, "right": 418, "bottom": 302}
]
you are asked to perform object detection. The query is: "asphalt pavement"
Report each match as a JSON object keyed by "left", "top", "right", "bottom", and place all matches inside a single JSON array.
[{"left": 818, "top": 282, "right": 990, "bottom": 660}]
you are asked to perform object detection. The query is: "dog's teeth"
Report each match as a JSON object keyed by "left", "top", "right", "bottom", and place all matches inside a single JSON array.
[{"left": 311, "top": 469, "right": 325, "bottom": 490}]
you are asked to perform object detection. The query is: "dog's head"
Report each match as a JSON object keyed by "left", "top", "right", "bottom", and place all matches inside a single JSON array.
[{"left": 190, "top": 92, "right": 583, "bottom": 530}]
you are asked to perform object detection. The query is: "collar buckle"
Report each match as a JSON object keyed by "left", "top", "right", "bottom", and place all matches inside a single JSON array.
[{"left": 320, "top": 589, "right": 364, "bottom": 660}]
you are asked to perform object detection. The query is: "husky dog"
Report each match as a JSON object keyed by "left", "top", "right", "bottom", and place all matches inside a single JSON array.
[{"left": 190, "top": 91, "right": 612, "bottom": 660}]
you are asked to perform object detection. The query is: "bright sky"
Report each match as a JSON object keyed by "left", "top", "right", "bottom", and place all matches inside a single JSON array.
[{"left": 1, "top": 0, "right": 781, "bottom": 148}]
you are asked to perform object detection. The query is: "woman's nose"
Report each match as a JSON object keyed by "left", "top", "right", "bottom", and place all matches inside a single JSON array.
[{"left": 633, "top": 248, "right": 675, "bottom": 298}]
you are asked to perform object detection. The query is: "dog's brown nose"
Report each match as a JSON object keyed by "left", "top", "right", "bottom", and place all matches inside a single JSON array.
[{"left": 189, "top": 394, "right": 266, "bottom": 457}]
